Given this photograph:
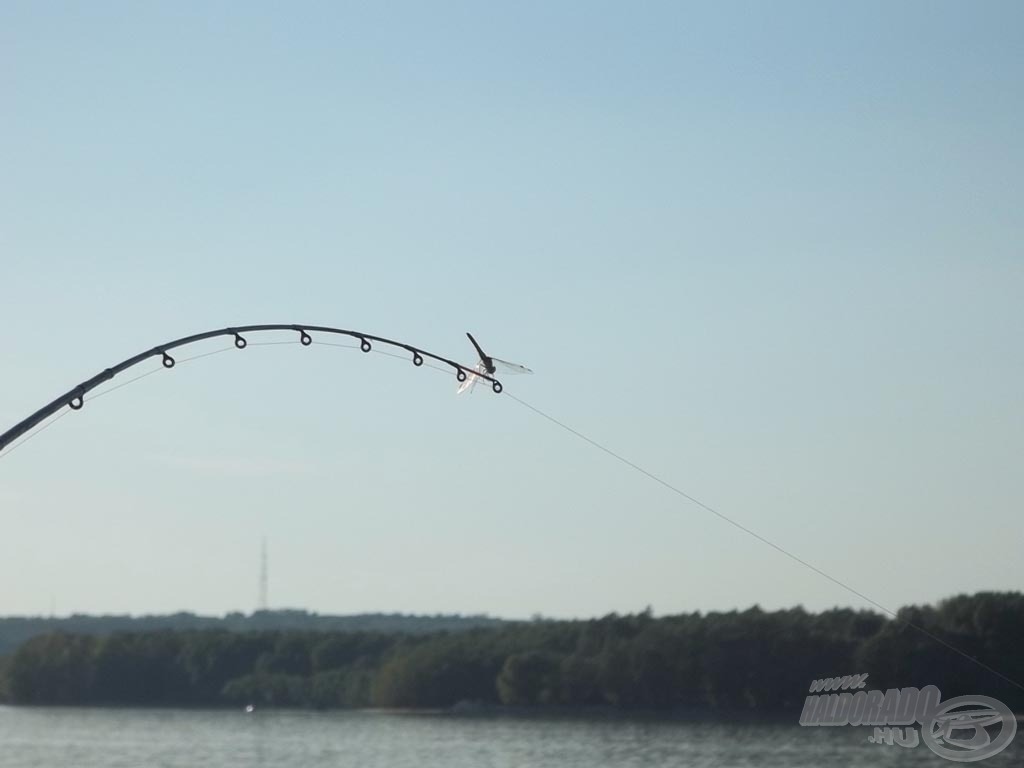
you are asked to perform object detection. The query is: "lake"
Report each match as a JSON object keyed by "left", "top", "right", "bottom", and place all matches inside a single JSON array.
[{"left": 0, "top": 707, "right": 1019, "bottom": 767}]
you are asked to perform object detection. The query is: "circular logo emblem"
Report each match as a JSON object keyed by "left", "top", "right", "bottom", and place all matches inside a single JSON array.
[{"left": 921, "top": 695, "right": 1017, "bottom": 762}]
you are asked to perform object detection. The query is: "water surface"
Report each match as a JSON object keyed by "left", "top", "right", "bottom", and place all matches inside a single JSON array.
[{"left": 0, "top": 707, "right": 1018, "bottom": 767}]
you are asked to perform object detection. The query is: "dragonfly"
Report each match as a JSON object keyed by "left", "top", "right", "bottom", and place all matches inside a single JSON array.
[{"left": 458, "top": 332, "right": 533, "bottom": 394}]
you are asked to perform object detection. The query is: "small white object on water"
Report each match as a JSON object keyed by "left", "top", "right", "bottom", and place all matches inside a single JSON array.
[{"left": 245, "top": 704, "right": 255, "bottom": 713}]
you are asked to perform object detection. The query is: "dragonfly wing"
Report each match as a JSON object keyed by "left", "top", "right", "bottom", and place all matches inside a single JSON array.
[
  {"left": 456, "top": 362, "right": 487, "bottom": 394},
  {"left": 491, "top": 357, "right": 533, "bottom": 375}
]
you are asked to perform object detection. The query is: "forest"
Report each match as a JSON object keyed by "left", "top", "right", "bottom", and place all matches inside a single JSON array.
[
  {"left": 0, "top": 610, "right": 502, "bottom": 656},
  {"left": 1, "top": 592, "right": 1021, "bottom": 714}
]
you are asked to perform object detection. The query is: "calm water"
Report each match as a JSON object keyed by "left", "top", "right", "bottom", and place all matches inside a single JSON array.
[{"left": 0, "top": 707, "right": 1019, "bottom": 767}]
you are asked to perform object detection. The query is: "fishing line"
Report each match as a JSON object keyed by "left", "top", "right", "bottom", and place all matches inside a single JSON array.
[
  {"left": 0, "top": 409, "right": 73, "bottom": 459},
  {"left": 5, "top": 335, "right": 1015, "bottom": 692},
  {"left": 314, "top": 340, "right": 456, "bottom": 376},
  {"left": 0, "top": 345, "right": 237, "bottom": 459},
  {"left": 503, "top": 390, "right": 1024, "bottom": 694},
  {"left": 0, "top": 340, "right": 455, "bottom": 459}
]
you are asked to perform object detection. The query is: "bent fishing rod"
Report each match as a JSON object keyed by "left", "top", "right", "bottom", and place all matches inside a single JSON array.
[{"left": 0, "top": 324, "right": 504, "bottom": 454}]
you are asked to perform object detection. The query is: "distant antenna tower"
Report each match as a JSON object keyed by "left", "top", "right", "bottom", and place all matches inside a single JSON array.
[{"left": 258, "top": 538, "right": 268, "bottom": 611}]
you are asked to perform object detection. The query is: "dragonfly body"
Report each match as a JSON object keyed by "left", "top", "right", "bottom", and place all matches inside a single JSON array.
[{"left": 466, "top": 332, "right": 496, "bottom": 374}]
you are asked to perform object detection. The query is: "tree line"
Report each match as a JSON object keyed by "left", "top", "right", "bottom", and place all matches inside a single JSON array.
[
  {"left": 0, "top": 610, "right": 503, "bottom": 656},
  {"left": 1, "top": 592, "right": 1021, "bottom": 713}
]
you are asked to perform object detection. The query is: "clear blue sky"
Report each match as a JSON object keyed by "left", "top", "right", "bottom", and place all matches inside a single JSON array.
[{"left": 1, "top": 1, "right": 1021, "bottom": 619}]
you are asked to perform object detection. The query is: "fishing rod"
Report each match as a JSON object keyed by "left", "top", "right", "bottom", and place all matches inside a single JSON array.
[{"left": 0, "top": 323, "right": 504, "bottom": 453}]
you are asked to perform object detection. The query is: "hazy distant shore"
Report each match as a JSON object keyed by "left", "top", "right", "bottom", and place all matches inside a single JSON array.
[{"left": 1, "top": 592, "right": 1021, "bottom": 716}]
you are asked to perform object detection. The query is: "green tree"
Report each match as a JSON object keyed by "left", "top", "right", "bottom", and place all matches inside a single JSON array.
[
  {"left": 7, "top": 633, "right": 97, "bottom": 704},
  {"left": 496, "top": 651, "right": 562, "bottom": 705}
]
